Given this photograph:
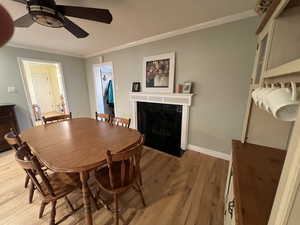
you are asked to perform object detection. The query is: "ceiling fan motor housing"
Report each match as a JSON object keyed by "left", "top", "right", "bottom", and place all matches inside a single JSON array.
[{"left": 27, "top": 0, "right": 63, "bottom": 28}]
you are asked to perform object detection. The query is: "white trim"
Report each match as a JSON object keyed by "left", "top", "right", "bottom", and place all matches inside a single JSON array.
[
  {"left": 93, "top": 65, "right": 105, "bottom": 114},
  {"left": 187, "top": 144, "right": 231, "bottom": 161},
  {"left": 129, "top": 92, "right": 194, "bottom": 104},
  {"left": 17, "top": 57, "right": 70, "bottom": 126},
  {"left": 267, "top": 108, "right": 300, "bottom": 225},
  {"left": 7, "top": 42, "right": 83, "bottom": 58},
  {"left": 84, "top": 10, "right": 256, "bottom": 58},
  {"left": 93, "top": 62, "right": 118, "bottom": 117},
  {"left": 142, "top": 52, "right": 175, "bottom": 93}
]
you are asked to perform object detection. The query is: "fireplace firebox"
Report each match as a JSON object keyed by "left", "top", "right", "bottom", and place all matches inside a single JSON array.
[{"left": 137, "top": 102, "right": 183, "bottom": 156}]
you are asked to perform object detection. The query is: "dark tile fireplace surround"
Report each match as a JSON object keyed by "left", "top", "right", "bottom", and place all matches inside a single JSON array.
[{"left": 137, "top": 102, "right": 183, "bottom": 157}]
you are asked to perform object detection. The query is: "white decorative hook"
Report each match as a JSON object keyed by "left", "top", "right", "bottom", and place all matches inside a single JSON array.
[{"left": 291, "top": 81, "right": 297, "bottom": 101}]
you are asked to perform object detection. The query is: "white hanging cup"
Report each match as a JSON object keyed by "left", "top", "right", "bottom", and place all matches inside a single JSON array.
[
  {"left": 257, "top": 83, "right": 270, "bottom": 109},
  {"left": 262, "top": 83, "right": 276, "bottom": 112},
  {"left": 266, "top": 81, "right": 299, "bottom": 121},
  {"left": 252, "top": 85, "right": 265, "bottom": 105},
  {"left": 252, "top": 87, "right": 262, "bottom": 105}
]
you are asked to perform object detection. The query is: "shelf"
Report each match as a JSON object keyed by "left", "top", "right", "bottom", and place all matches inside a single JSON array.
[
  {"left": 128, "top": 92, "right": 194, "bottom": 97},
  {"left": 264, "top": 58, "right": 300, "bottom": 78},
  {"left": 129, "top": 92, "right": 195, "bottom": 106}
]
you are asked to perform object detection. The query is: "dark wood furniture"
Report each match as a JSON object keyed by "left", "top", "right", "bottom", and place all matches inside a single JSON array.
[
  {"left": 0, "top": 104, "right": 19, "bottom": 152},
  {"left": 95, "top": 136, "right": 146, "bottom": 225},
  {"left": 111, "top": 117, "right": 131, "bottom": 128},
  {"left": 230, "top": 140, "right": 286, "bottom": 225},
  {"left": 20, "top": 118, "right": 142, "bottom": 225},
  {"left": 15, "top": 143, "right": 81, "bottom": 225},
  {"left": 95, "top": 112, "right": 110, "bottom": 122},
  {"left": 42, "top": 112, "right": 72, "bottom": 124}
]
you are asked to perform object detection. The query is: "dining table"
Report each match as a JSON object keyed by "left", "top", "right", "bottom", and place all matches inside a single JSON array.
[{"left": 20, "top": 117, "right": 142, "bottom": 225}]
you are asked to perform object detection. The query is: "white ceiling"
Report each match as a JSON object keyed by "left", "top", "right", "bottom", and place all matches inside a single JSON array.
[{"left": 2, "top": 0, "right": 256, "bottom": 57}]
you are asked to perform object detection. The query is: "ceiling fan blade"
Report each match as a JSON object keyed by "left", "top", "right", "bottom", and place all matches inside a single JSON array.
[
  {"left": 61, "top": 16, "right": 89, "bottom": 38},
  {"left": 12, "top": 0, "right": 27, "bottom": 4},
  {"left": 14, "top": 14, "right": 34, "bottom": 27},
  {"left": 56, "top": 5, "right": 112, "bottom": 24}
]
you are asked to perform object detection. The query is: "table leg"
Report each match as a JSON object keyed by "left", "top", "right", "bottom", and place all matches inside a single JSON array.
[{"left": 80, "top": 171, "right": 93, "bottom": 225}]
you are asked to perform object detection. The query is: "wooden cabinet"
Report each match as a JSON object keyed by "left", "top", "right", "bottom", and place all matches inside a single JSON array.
[
  {"left": 0, "top": 104, "right": 19, "bottom": 152},
  {"left": 224, "top": 140, "right": 286, "bottom": 225}
]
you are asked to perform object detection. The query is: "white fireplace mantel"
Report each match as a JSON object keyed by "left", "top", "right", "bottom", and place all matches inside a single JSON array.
[{"left": 129, "top": 92, "right": 194, "bottom": 150}]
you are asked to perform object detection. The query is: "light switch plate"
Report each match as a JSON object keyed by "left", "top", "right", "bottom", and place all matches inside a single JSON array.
[{"left": 8, "top": 86, "right": 16, "bottom": 93}]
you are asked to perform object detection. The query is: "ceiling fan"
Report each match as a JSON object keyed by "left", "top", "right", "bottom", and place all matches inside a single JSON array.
[{"left": 12, "top": 0, "right": 113, "bottom": 38}]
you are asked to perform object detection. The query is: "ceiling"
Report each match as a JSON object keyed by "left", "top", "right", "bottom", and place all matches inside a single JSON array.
[{"left": 2, "top": 0, "right": 256, "bottom": 57}]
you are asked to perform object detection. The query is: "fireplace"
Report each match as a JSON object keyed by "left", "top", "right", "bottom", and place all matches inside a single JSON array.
[
  {"left": 137, "top": 102, "right": 183, "bottom": 156},
  {"left": 129, "top": 92, "right": 194, "bottom": 156}
]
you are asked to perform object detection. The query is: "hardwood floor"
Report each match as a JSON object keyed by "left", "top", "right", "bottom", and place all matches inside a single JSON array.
[{"left": 0, "top": 147, "right": 228, "bottom": 225}]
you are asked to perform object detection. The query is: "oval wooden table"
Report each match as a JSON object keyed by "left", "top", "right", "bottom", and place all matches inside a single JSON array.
[{"left": 21, "top": 118, "right": 142, "bottom": 225}]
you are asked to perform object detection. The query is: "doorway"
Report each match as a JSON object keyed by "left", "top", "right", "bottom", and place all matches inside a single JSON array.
[
  {"left": 19, "top": 58, "right": 69, "bottom": 126},
  {"left": 94, "top": 62, "right": 116, "bottom": 117}
]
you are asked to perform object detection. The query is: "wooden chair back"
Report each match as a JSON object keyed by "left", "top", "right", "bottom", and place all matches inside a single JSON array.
[
  {"left": 4, "top": 128, "right": 22, "bottom": 150},
  {"left": 105, "top": 135, "right": 144, "bottom": 189},
  {"left": 95, "top": 112, "right": 110, "bottom": 122},
  {"left": 15, "top": 143, "right": 55, "bottom": 198},
  {"left": 111, "top": 117, "right": 131, "bottom": 128},
  {"left": 42, "top": 112, "right": 72, "bottom": 124}
]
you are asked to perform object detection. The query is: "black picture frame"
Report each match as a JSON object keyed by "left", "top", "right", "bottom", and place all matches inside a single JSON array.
[{"left": 132, "top": 82, "right": 141, "bottom": 92}]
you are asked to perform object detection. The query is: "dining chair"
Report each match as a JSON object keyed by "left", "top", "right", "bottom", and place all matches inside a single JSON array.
[
  {"left": 4, "top": 130, "right": 36, "bottom": 201},
  {"left": 94, "top": 135, "right": 145, "bottom": 225},
  {"left": 95, "top": 112, "right": 110, "bottom": 122},
  {"left": 15, "top": 143, "right": 81, "bottom": 225},
  {"left": 111, "top": 117, "right": 131, "bottom": 128},
  {"left": 42, "top": 112, "right": 72, "bottom": 124}
]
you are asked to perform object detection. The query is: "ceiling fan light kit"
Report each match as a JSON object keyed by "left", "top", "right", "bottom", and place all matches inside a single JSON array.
[
  {"left": 13, "top": 0, "right": 113, "bottom": 38},
  {"left": 29, "top": 5, "right": 63, "bottom": 28}
]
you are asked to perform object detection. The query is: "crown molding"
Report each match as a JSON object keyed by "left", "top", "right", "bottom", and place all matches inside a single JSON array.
[
  {"left": 84, "top": 9, "right": 257, "bottom": 58},
  {"left": 6, "top": 10, "right": 257, "bottom": 59},
  {"left": 6, "top": 42, "right": 83, "bottom": 58}
]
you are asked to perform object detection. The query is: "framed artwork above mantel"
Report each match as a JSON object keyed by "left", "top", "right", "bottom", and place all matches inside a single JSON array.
[{"left": 142, "top": 52, "right": 175, "bottom": 93}]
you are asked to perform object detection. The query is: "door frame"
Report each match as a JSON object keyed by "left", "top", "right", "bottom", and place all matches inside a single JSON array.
[
  {"left": 18, "top": 57, "right": 70, "bottom": 126},
  {"left": 93, "top": 61, "right": 118, "bottom": 116}
]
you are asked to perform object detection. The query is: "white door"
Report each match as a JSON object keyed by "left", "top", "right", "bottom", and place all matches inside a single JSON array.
[{"left": 31, "top": 73, "right": 54, "bottom": 113}]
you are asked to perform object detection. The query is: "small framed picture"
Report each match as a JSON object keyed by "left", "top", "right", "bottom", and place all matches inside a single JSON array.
[
  {"left": 182, "top": 82, "right": 192, "bottom": 93},
  {"left": 132, "top": 82, "right": 141, "bottom": 92}
]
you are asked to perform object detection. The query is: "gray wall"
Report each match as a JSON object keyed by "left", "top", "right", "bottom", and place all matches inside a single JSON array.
[
  {"left": 85, "top": 17, "right": 258, "bottom": 154},
  {"left": 0, "top": 46, "right": 90, "bottom": 131}
]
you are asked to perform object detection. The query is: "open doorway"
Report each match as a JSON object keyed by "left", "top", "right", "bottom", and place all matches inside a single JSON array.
[
  {"left": 94, "top": 62, "right": 116, "bottom": 117},
  {"left": 19, "top": 58, "right": 69, "bottom": 126}
]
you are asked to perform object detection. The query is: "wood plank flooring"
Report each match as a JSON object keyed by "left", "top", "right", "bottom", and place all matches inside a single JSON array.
[{"left": 0, "top": 147, "right": 228, "bottom": 225}]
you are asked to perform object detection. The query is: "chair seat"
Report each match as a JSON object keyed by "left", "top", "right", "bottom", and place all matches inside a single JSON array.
[
  {"left": 41, "top": 172, "right": 80, "bottom": 201},
  {"left": 95, "top": 161, "right": 136, "bottom": 191}
]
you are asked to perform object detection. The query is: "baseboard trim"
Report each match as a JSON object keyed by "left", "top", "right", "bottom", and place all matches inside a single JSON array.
[{"left": 187, "top": 144, "right": 231, "bottom": 161}]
